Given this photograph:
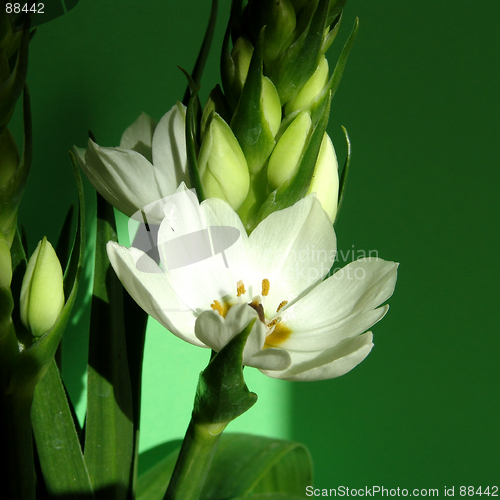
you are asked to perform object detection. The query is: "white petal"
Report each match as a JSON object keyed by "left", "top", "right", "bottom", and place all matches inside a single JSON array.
[
  {"left": 195, "top": 304, "right": 291, "bottom": 371},
  {"left": 248, "top": 195, "right": 336, "bottom": 313},
  {"left": 157, "top": 190, "right": 246, "bottom": 311},
  {"left": 119, "top": 112, "right": 157, "bottom": 163},
  {"left": 262, "top": 331, "right": 374, "bottom": 381},
  {"left": 276, "top": 258, "right": 397, "bottom": 351},
  {"left": 152, "top": 102, "right": 190, "bottom": 192},
  {"left": 78, "top": 139, "right": 168, "bottom": 218},
  {"left": 195, "top": 304, "right": 259, "bottom": 354},
  {"left": 106, "top": 241, "right": 204, "bottom": 347}
]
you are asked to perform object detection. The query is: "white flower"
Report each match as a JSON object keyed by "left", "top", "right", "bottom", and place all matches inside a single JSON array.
[
  {"left": 107, "top": 186, "right": 398, "bottom": 381},
  {"left": 74, "top": 102, "right": 188, "bottom": 223}
]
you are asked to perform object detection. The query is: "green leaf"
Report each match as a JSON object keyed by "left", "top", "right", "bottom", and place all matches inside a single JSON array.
[
  {"left": 202, "top": 434, "right": 313, "bottom": 498},
  {"left": 32, "top": 359, "right": 95, "bottom": 498},
  {"left": 7, "top": 151, "right": 85, "bottom": 398},
  {"left": 193, "top": 322, "right": 257, "bottom": 425},
  {"left": 84, "top": 193, "right": 133, "bottom": 500},
  {"left": 136, "top": 434, "right": 313, "bottom": 500},
  {"left": 182, "top": 0, "right": 218, "bottom": 106},
  {"left": 334, "top": 125, "right": 351, "bottom": 226}
]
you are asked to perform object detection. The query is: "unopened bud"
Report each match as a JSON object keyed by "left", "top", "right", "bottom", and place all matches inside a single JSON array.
[
  {"left": 285, "top": 55, "right": 329, "bottom": 115},
  {"left": 230, "top": 37, "right": 254, "bottom": 99},
  {"left": 198, "top": 113, "right": 250, "bottom": 210},
  {"left": 267, "top": 111, "right": 312, "bottom": 189},
  {"left": 20, "top": 238, "right": 64, "bottom": 337},
  {"left": 261, "top": 76, "right": 282, "bottom": 138},
  {"left": 307, "top": 132, "right": 339, "bottom": 221},
  {"left": 248, "top": 0, "right": 296, "bottom": 67}
]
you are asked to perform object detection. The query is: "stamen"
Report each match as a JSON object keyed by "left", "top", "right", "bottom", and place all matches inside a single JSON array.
[
  {"left": 276, "top": 300, "right": 288, "bottom": 313},
  {"left": 236, "top": 280, "right": 246, "bottom": 297},
  {"left": 211, "top": 300, "right": 224, "bottom": 316},
  {"left": 262, "top": 279, "right": 270, "bottom": 296},
  {"left": 267, "top": 317, "right": 282, "bottom": 329}
]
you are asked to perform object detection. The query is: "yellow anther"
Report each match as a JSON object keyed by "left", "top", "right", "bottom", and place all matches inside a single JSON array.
[
  {"left": 267, "top": 317, "right": 282, "bottom": 329},
  {"left": 211, "top": 300, "right": 224, "bottom": 316},
  {"left": 262, "top": 279, "right": 270, "bottom": 296},
  {"left": 276, "top": 300, "right": 288, "bottom": 313},
  {"left": 236, "top": 280, "right": 246, "bottom": 297}
]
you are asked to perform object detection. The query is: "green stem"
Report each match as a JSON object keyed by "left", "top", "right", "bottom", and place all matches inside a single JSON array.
[{"left": 164, "top": 420, "right": 225, "bottom": 500}]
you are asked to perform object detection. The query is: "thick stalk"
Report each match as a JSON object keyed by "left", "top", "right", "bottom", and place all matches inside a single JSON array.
[{"left": 164, "top": 420, "right": 225, "bottom": 500}]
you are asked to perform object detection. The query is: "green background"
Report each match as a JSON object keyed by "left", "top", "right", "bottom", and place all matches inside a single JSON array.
[{"left": 10, "top": 0, "right": 499, "bottom": 491}]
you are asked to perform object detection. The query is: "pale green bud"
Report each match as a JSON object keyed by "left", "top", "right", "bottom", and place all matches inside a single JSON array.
[
  {"left": 285, "top": 55, "right": 329, "bottom": 115},
  {"left": 200, "top": 85, "right": 231, "bottom": 140},
  {"left": 267, "top": 111, "right": 312, "bottom": 189},
  {"left": 231, "top": 37, "right": 254, "bottom": 97},
  {"left": 261, "top": 76, "right": 282, "bottom": 138},
  {"left": 198, "top": 113, "right": 250, "bottom": 210},
  {"left": 307, "top": 132, "right": 339, "bottom": 221},
  {"left": 20, "top": 238, "right": 65, "bottom": 337},
  {"left": 248, "top": 0, "right": 296, "bottom": 67},
  {"left": 0, "top": 228, "right": 12, "bottom": 289}
]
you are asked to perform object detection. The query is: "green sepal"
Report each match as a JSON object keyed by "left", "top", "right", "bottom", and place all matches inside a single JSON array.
[
  {"left": 55, "top": 204, "right": 75, "bottom": 273},
  {"left": 32, "top": 359, "right": 95, "bottom": 498},
  {"left": 6, "top": 152, "right": 85, "bottom": 397},
  {"left": 84, "top": 193, "right": 133, "bottom": 500},
  {"left": 256, "top": 90, "right": 331, "bottom": 226},
  {"left": 326, "top": 0, "right": 347, "bottom": 27},
  {"left": 193, "top": 322, "right": 258, "bottom": 426},
  {"left": 0, "top": 85, "right": 32, "bottom": 245},
  {"left": 230, "top": 28, "right": 276, "bottom": 174},
  {"left": 310, "top": 17, "right": 359, "bottom": 121},
  {"left": 333, "top": 125, "right": 351, "bottom": 225},
  {"left": 0, "top": 23, "right": 30, "bottom": 134},
  {"left": 270, "top": 0, "right": 330, "bottom": 105},
  {"left": 182, "top": 0, "right": 218, "bottom": 105},
  {"left": 135, "top": 434, "right": 313, "bottom": 500},
  {"left": 182, "top": 73, "right": 206, "bottom": 202}
]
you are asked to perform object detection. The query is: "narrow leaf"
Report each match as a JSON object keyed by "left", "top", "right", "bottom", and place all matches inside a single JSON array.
[
  {"left": 84, "top": 193, "right": 133, "bottom": 500},
  {"left": 334, "top": 125, "right": 351, "bottom": 225},
  {"left": 32, "top": 359, "right": 95, "bottom": 498}
]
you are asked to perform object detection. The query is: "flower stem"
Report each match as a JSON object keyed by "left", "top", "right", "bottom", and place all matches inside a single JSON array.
[{"left": 164, "top": 419, "right": 225, "bottom": 500}]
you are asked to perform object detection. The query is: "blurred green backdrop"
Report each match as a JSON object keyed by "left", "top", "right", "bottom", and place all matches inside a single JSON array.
[{"left": 10, "top": 0, "right": 499, "bottom": 491}]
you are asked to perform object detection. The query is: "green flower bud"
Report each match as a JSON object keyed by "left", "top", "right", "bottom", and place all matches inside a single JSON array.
[
  {"left": 285, "top": 55, "right": 329, "bottom": 115},
  {"left": 200, "top": 85, "right": 232, "bottom": 140},
  {"left": 0, "top": 228, "right": 12, "bottom": 289},
  {"left": 267, "top": 111, "right": 312, "bottom": 189},
  {"left": 198, "top": 113, "right": 250, "bottom": 210},
  {"left": 248, "top": 0, "right": 296, "bottom": 67},
  {"left": 20, "top": 238, "right": 64, "bottom": 337},
  {"left": 307, "top": 132, "right": 339, "bottom": 221},
  {"left": 232, "top": 37, "right": 254, "bottom": 95},
  {"left": 261, "top": 76, "right": 282, "bottom": 138}
]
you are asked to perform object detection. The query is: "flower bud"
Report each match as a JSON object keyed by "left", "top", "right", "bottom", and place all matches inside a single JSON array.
[
  {"left": 261, "top": 76, "right": 282, "bottom": 138},
  {"left": 307, "top": 132, "right": 339, "bottom": 221},
  {"left": 198, "top": 113, "right": 250, "bottom": 210},
  {"left": 267, "top": 111, "right": 312, "bottom": 189},
  {"left": 285, "top": 55, "right": 329, "bottom": 115},
  {"left": 0, "top": 228, "right": 12, "bottom": 289},
  {"left": 20, "top": 238, "right": 65, "bottom": 337},
  {"left": 248, "top": 0, "right": 296, "bottom": 67},
  {"left": 231, "top": 37, "right": 254, "bottom": 96}
]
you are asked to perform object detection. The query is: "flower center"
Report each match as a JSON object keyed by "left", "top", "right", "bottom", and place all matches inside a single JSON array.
[{"left": 209, "top": 279, "right": 292, "bottom": 347}]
